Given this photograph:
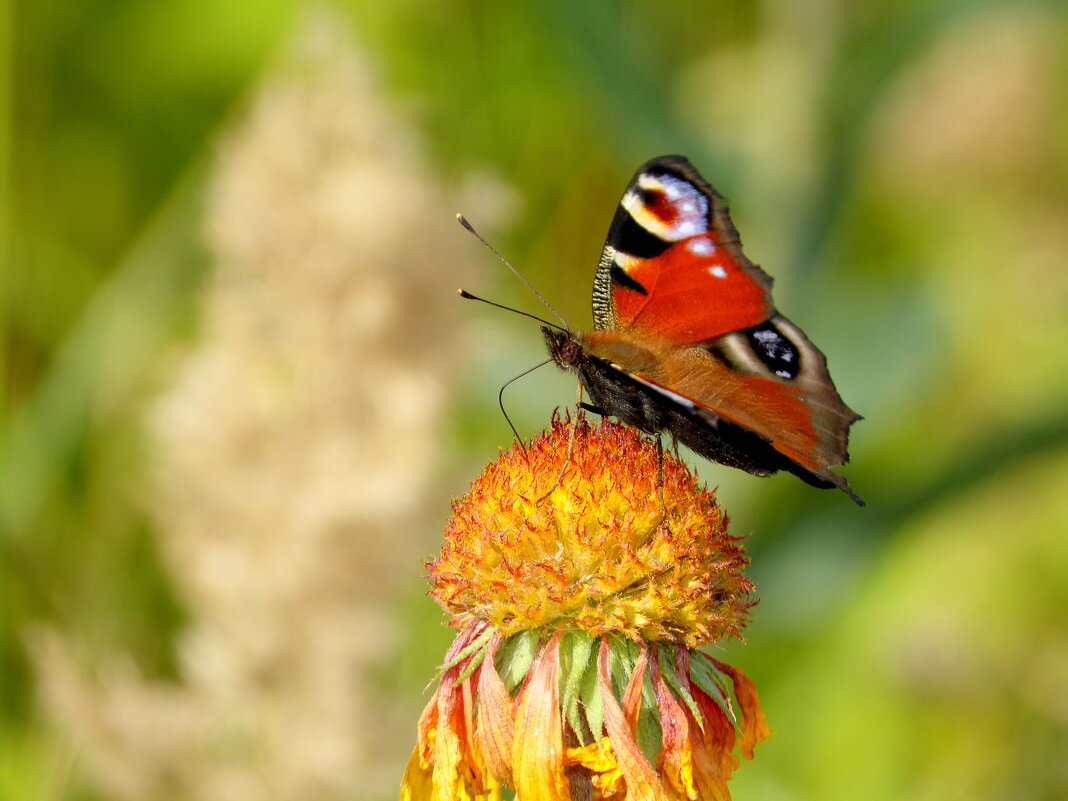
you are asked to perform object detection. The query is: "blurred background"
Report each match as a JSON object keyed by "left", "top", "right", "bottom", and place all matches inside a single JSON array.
[{"left": 2, "top": 1, "right": 1066, "bottom": 799}]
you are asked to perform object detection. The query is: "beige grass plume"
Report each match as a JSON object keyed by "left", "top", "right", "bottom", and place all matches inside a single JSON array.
[{"left": 32, "top": 10, "right": 508, "bottom": 800}]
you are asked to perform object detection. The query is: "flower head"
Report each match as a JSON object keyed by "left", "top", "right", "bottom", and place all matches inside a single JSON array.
[{"left": 402, "top": 416, "right": 771, "bottom": 800}]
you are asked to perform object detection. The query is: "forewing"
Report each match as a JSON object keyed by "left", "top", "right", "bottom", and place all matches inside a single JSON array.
[{"left": 592, "top": 156, "right": 775, "bottom": 342}]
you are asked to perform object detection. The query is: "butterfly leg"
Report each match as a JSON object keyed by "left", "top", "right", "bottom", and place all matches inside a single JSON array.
[
  {"left": 536, "top": 382, "right": 584, "bottom": 503},
  {"left": 655, "top": 432, "right": 668, "bottom": 522}
]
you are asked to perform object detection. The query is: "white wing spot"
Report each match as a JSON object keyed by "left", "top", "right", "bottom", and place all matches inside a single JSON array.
[
  {"left": 687, "top": 237, "right": 716, "bottom": 256},
  {"left": 662, "top": 182, "right": 683, "bottom": 200},
  {"left": 708, "top": 265, "right": 728, "bottom": 278}
]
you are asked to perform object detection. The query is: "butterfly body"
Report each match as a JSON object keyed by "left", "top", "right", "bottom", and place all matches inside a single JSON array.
[
  {"left": 544, "top": 327, "right": 793, "bottom": 480},
  {"left": 546, "top": 156, "right": 863, "bottom": 505}
]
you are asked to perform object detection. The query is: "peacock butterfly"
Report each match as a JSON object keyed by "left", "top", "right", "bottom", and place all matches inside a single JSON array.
[{"left": 543, "top": 155, "right": 863, "bottom": 505}]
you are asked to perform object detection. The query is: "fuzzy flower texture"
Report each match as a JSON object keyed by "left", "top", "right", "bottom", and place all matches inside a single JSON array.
[{"left": 401, "top": 417, "right": 771, "bottom": 801}]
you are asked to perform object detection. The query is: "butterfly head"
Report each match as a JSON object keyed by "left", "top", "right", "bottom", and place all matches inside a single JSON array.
[{"left": 542, "top": 326, "right": 583, "bottom": 372}]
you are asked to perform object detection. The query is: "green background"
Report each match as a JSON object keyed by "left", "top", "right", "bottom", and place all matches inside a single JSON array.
[{"left": 2, "top": 1, "right": 1067, "bottom": 799}]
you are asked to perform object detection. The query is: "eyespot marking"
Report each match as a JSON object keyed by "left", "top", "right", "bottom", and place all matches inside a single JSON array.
[
  {"left": 747, "top": 323, "right": 800, "bottom": 379},
  {"left": 627, "top": 172, "right": 709, "bottom": 242}
]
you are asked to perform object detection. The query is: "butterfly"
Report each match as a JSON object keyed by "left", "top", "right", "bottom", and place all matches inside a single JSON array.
[{"left": 543, "top": 155, "right": 863, "bottom": 505}]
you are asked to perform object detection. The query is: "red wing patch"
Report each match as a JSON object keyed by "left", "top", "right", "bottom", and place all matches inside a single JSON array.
[{"left": 611, "top": 236, "right": 772, "bottom": 342}]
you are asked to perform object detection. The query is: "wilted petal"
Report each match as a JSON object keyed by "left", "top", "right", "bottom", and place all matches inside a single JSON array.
[
  {"left": 650, "top": 649, "right": 696, "bottom": 799},
  {"left": 709, "top": 658, "right": 772, "bottom": 759},
  {"left": 565, "top": 738, "right": 617, "bottom": 774},
  {"left": 671, "top": 651, "right": 731, "bottom": 801},
  {"left": 431, "top": 674, "right": 469, "bottom": 799},
  {"left": 597, "top": 639, "right": 667, "bottom": 800},
  {"left": 566, "top": 738, "right": 625, "bottom": 797},
  {"left": 400, "top": 690, "right": 440, "bottom": 800},
  {"left": 693, "top": 682, "right": 740, "bottom": 799},
  {"left": 689, "top": 747, "right": 731, "bottom": 801},
  {"left": 475, "top": 633, "right": 515, "bottom": 785},
  {"left": 623, "top": 645, "right": 648, "bottom": 728},
  {"left": 399, "top": 749, "right": 433, "bottom": 801},
  {"left": 512, "top": 632, "right": 570, "bottom": 801},
  {"left": 398, "top": 624, "right": 496, "bottom": 801}
]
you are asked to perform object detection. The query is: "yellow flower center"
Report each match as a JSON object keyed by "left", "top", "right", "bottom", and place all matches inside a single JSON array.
[{"left": 428, "top": 417, "right": 754, "bottom": 647}]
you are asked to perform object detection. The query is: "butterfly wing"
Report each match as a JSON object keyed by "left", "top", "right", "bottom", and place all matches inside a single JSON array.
[
  {"left": 592, "top": 155, "right": 774, "bottom": 341},
  {"left": 584, "top": 156, "right": 861, "bottom": 502}
]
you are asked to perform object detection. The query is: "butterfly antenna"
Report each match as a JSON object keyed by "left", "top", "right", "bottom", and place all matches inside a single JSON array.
[
  {"left": 456, "top": 289, "right": 566, "bottom": 332},
  {"left": 497, "top": 359, "right": 553, "bottom": 462},
  {"left": 456, "top": 214, "right": 569, "bottom": 329}
]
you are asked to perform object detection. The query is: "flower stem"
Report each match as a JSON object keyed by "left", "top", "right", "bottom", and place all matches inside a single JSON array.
[{"left": 564, "top": 724, "right": 592, "bottom": 801}]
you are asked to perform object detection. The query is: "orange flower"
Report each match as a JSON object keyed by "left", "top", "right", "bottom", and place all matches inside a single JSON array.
[{"left": 401, "top": 417, "right": 771, "bottom": 800}]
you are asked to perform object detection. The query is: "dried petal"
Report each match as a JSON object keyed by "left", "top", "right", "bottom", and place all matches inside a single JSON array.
[
  {"left": 512, "top": 633, "right": 570, "bottom": 801},
  {"left": 651, "top": 648, "right": 697, "bottom": 799},
  {"left": 597, "top": 638, "right": 667, "bottom": 800},
  {"left": 475, "top": 634, "right": 515, "bottom": 785},
  {"left": 710, "top": 659, "right": 773, "bottom": 760}
]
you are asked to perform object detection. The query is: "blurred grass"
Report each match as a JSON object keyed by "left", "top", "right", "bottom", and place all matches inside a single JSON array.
[{"left": 2, "top": 0, "right": 1067, "bottom": 799}]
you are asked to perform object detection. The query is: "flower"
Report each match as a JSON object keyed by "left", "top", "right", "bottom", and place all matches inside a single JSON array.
[{"left": 401, "top": 416, "right": 771, "bottom": 800}]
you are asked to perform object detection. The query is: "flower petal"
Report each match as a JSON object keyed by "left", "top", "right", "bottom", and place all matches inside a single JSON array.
[
  {"left": 408, "top": 623, "right": 494, "bottom": 801},
  {"left": 400, "top": 690, "right": 439, "bottom": 800},
  {"left": 674, "top": 651, "right": 734, "bottom": 801},
  {"left": 432, "top": 671, "right": 470, "bottom": 799},
  {"left": 709, "top": 658, "right": 773, "bottom": 759},
  {"left": 399, "top": 747, "right": 433, "bottom": 801},
  {"left": 622, "top": 644, "right": 648, "bottom": 729},
  {"left": 597, "top": 638, "right": 667, "bottom": 800},
  {"left": 475, "top": 633, "right": 515, "bottom": 785},
  {"left": 650, "top": 648, "right": 696, "bottom": 799},
  {"left": 512, "top": 632, "right": 570, "bottom": 801},
  {"left": 566, "top": 738, "right": 625, "bottom": 797}
]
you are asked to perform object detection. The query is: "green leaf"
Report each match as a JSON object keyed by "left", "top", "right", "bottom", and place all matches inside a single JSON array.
[
  {"left": 608, "top": 635, "right": 633, "bottom": 702},
  {"left": 560, "top": 630, "right": 596, "bottom": 743},
  {"left": 690, "top": 651, "right": 737, "bottom": 727},
  {"left": 496, "top": 629, "right": 541, "bottom": 693},
  {"left": 636, "top": 704, "right": 663, "bottom": 765},
  {"left": 580, "top": 645, "right": 604, "bottom": 743},
  {"left": 454, "top": 647, "right": 487, "bottom": 685},
  {"left": 442, "top": 625, "right": 496, "bottom": 673}
]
